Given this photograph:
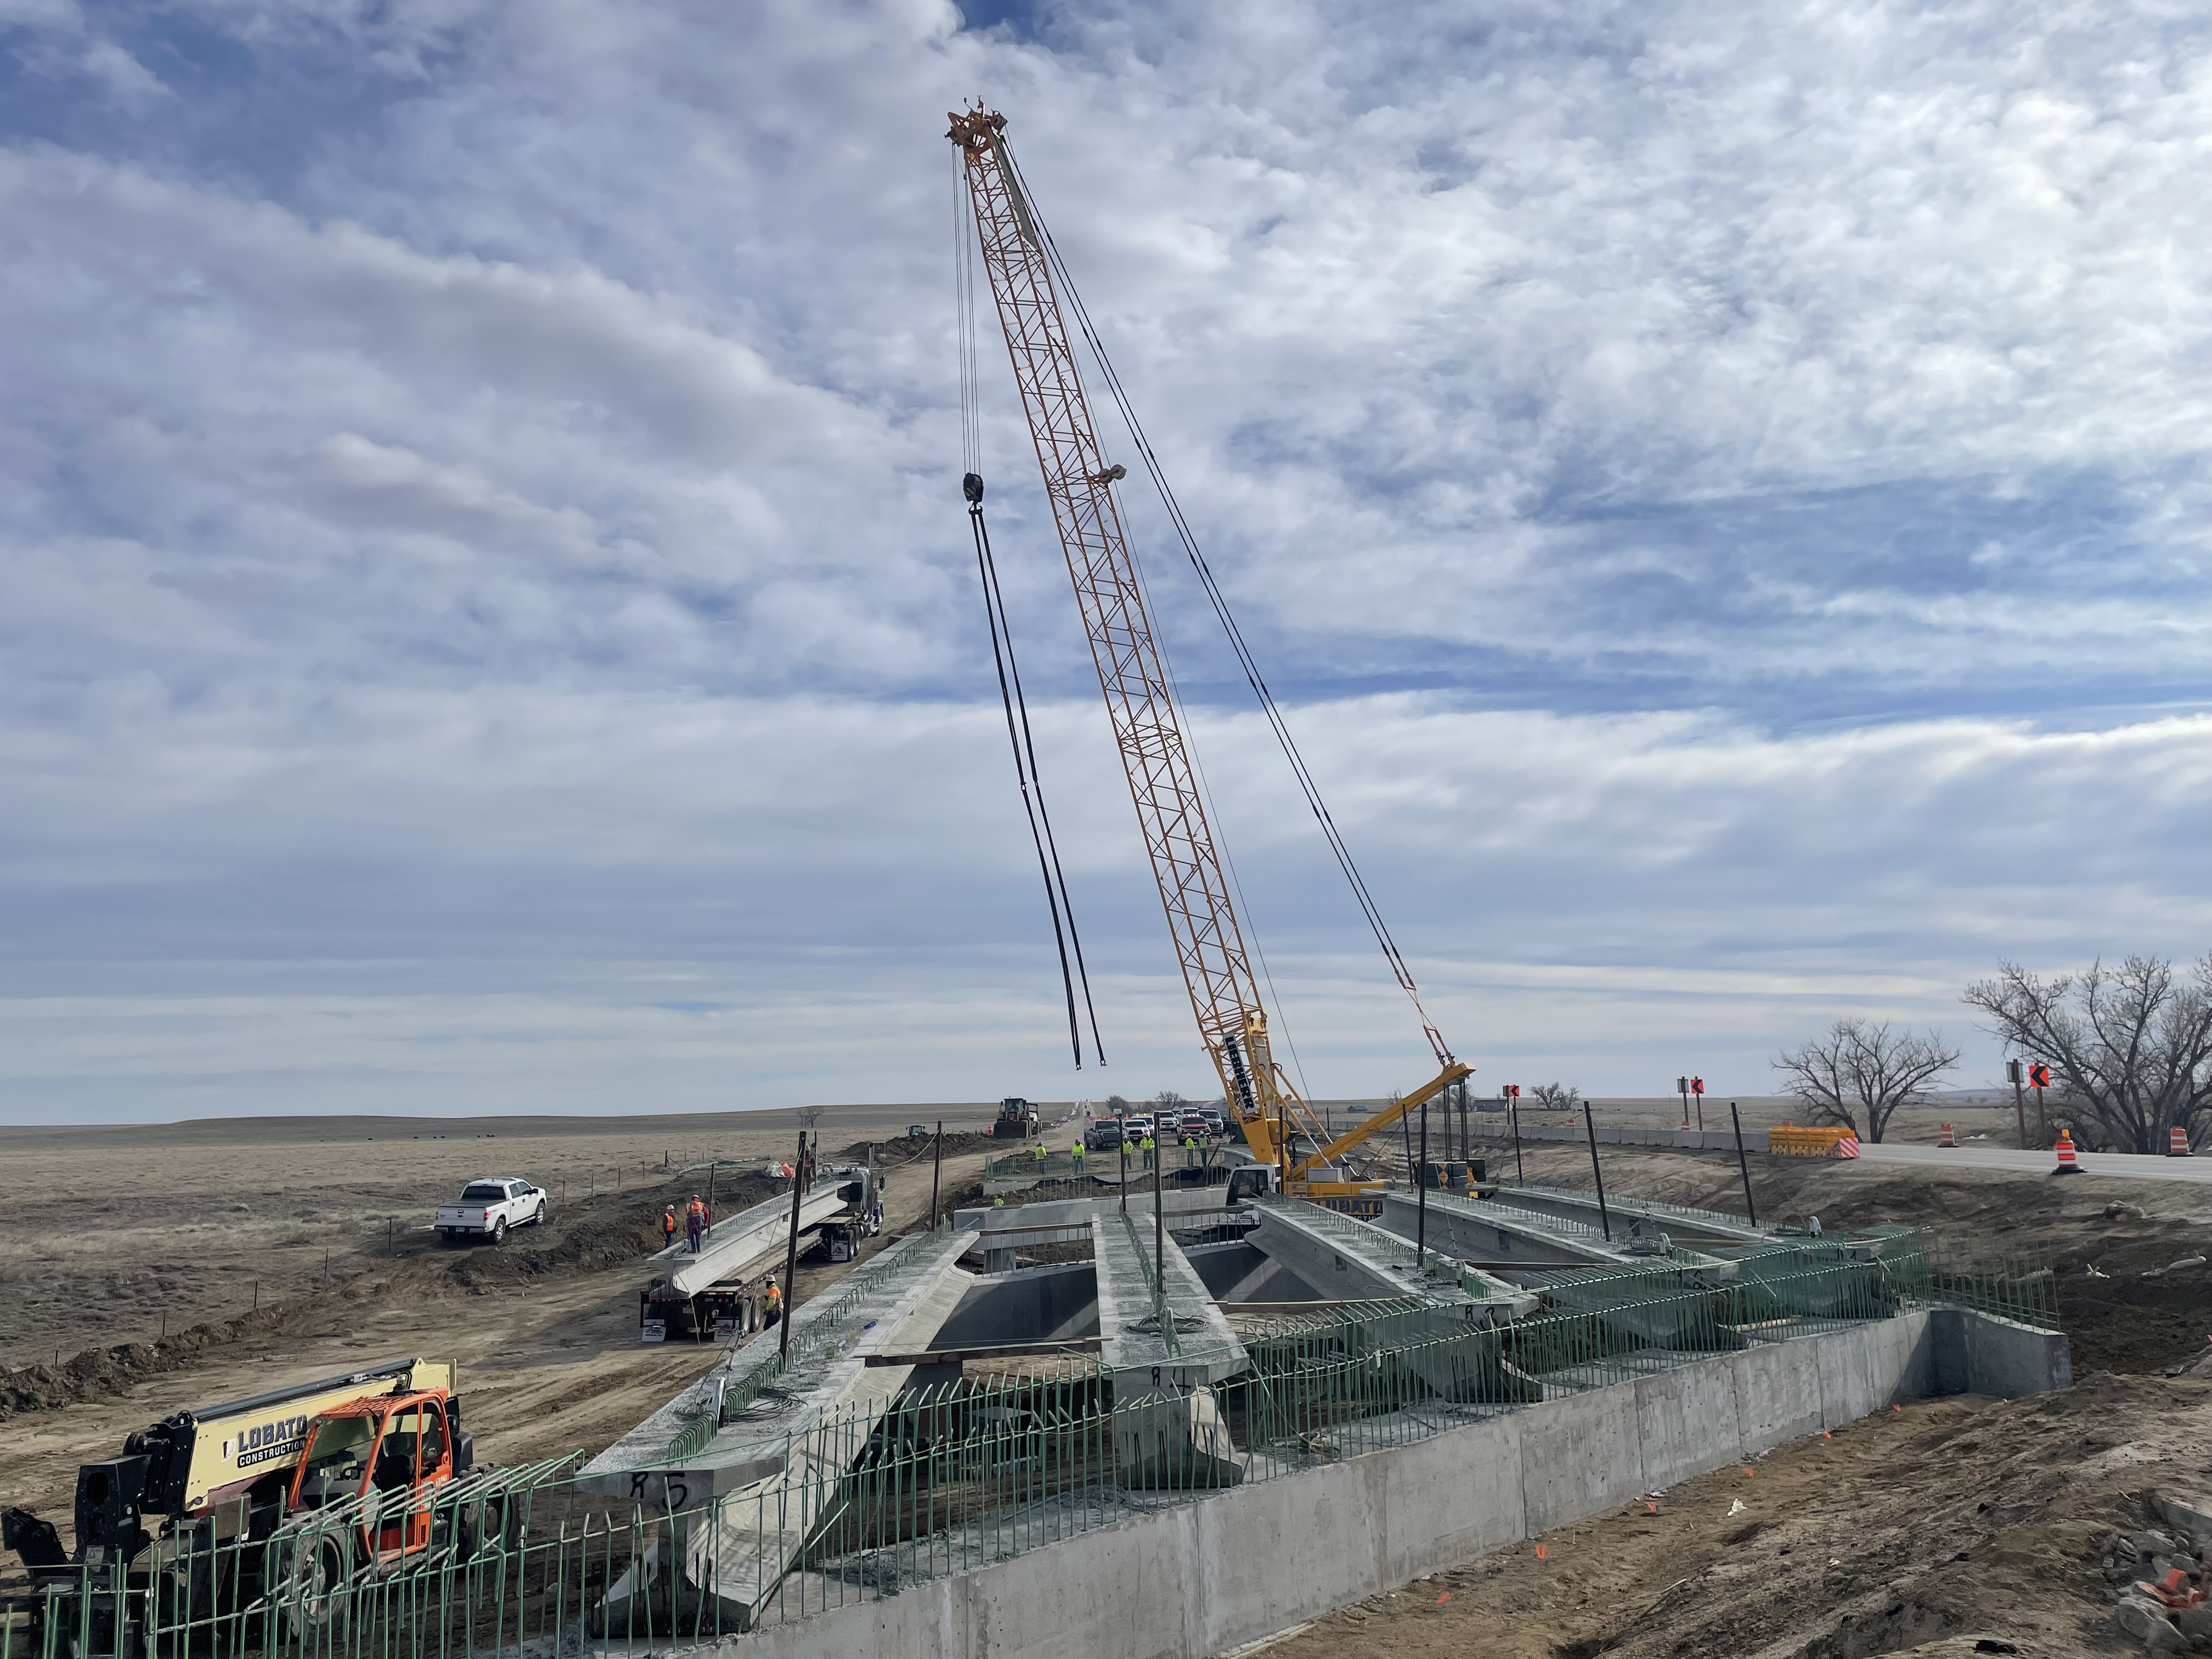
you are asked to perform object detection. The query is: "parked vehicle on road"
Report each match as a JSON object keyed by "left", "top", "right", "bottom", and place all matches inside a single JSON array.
[
  {"left": 435, "top": 1178, "right": 547, "bottom": 1244},
  {"left": 1084, "top": 1119, "right": 1127, "bottom": 1152}
]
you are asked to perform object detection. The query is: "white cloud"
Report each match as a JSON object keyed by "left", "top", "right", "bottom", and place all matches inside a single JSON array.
[{"left": 2, "top": 0, "right": 2210, "bottom": 1120}]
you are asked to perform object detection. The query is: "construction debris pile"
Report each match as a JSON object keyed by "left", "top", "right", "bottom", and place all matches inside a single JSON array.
[{"left": 2109, "top": 1492, "right": 2212, "bottom": 1651}]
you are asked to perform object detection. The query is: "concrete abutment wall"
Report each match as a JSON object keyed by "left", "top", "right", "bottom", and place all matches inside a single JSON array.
[{"left": 718, "top": 1308, "right": 2068, "bottom": 1659}]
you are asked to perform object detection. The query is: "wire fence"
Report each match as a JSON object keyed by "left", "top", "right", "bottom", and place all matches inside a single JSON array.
[{"left": 2, "top": 1228, "right": 2054, "bottom": 1659}]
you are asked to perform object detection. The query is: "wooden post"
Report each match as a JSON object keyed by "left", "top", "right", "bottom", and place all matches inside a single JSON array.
[
  {"left": 1730, "top": 1102, "right": 1758, "bottom": 1228},
  {"left": 2008, "top": 1060, "right": 2028, "bottom": 1149},
  {"left": 1509, "top": 1091, "right": 1523, "bottom": 1183},
  {"left": 1582, "top": 1101, "right": 1612, "bottom": 1242},
  {"left": 779, "top": 1130, "right": 806, "bottom": 1363},
  {"left": 930, "top": 1120, "right": 944, "bottom": 1232}
]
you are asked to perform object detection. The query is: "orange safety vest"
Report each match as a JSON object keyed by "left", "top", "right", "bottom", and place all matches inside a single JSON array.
[{"left": 765, "top": 1284, "right": 782, "bottom": 1307}]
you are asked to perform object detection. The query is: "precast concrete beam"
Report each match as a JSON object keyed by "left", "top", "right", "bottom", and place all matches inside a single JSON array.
[
  {"left": 1415, "top": 1190, "right": 1738, "bottom": 1283},
  {"left": 1478, "top": 1182, "right": 1770, "bottom": 1246},
  {"left": 955, "top": 1187, "right": 1246, "bottom": 1245},
  {"left": 1250, "top": 1200, "right": 1538, "bottom": 1323},
  {"left": 1246, "top": 1201, "right": 1543, "bottom": 1406},
  {"left": 1090, "top": 1208, "right": 1249, "bottom": 1488},
  {"left": 1365, "top": 1188, "right": 1741, "bottom": 1282},
  {"left": 582, "top": 1226, "right": 977, "bottom": 1630},
  {"left": 653, "top": 1176, "right": 856, "bottom": 1297}
]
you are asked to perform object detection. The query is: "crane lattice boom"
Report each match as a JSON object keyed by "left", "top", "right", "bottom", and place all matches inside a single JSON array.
[{"left": 949, "top": 106, "right": 1467, "bottom": 1184}]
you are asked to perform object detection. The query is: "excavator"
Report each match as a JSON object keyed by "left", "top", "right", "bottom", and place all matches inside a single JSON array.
[{"left": 948, "top": 106, "right": 1472, "bottom": 1201}]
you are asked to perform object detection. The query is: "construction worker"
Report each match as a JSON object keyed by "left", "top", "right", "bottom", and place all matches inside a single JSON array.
[
  {"left": 1031, "top": 1139, "right": 1047, "bottom": 1164},
  {"left": 685, "top": 1194, "right": 707, "bottom": 1253},
  {"left": 661, "top": 1207, "right": 679, "bottom": 1251},
  {"left": 1139, "top": 1132, "right": 1155, "bottom": 1171},
  {"left": 763, "top": 1277, "right": 783, "bottom": 1328},
  {"left": 1071, "top": 1138, "right": 1085, "bottom": 1173}
]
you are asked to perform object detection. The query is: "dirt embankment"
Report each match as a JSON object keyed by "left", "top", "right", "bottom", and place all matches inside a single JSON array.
[
  {"left": 1484, "top": 1142, "right": 2212, "bottom": 1376},
  {"left": 1273, "top": 1374, "right": 2207, "bottom": 1658},
  {"left": 0, "top": 1174, "right": 775, "bottom": 1421}
]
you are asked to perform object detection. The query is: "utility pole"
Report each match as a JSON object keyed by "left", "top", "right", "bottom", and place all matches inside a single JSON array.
[
  {"left": 930, "top": 1120, "right": 944, "bottom": 1233},
  {"left": 2007, "top": 1059, "right": 2028, "bottom": 1148},
  {"left": 1730, "top": 1102, "right": 1758, "bottom": 1228},
  {"left": 1508, "top": 1087, "right": 1523, "bottom": 1183},
  {"left": 778, "top": 1130, "right": 805, "bottom": 1363},
  {"left": 1582, "top": 1100, "right": 1612, "bottom": 1242}
]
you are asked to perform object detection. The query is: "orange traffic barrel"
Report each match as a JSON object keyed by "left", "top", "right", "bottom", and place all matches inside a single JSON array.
[
  {"left": 2053, "top": 1131, "right": 2082, "bottom": 1175},
  {"left": 1938, "top": 1122, "right": 1955, "bottom": 1148},
  {"left": 2171, "top": 1126, "right": 2193, "bottom": 1158}
]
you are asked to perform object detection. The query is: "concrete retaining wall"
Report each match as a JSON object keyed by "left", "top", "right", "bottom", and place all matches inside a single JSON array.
[{"left": 718, "top": 1308, "right": 2067, "bottom": 1659}]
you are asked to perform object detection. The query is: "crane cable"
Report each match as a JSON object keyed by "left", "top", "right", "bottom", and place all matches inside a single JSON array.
[
  {"left": 955, "top": 151, "right": 1106, "bottom": 1070},
  {"left": 1001, "top": 142, "right": 1453, "bottom": 1067}
]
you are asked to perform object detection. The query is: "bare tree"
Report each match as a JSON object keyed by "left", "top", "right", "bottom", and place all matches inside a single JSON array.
[
  {"left": 797, "top": 1105, "right": 823, "bottom": 1131},
  {"left": 1530, "top": 1082, "right": 1582, "bottom": 1110},
  {"left": 1964, "top": 955, "right": 2212, "bottom": 1153},
  {"left": 1104, "top": 1093, "right": 1131, "bottom": 1119},
  {"left": 1150, "top": 1090, "right": 1189, "bottom": 1113},
  {"left": 1773, "top": 1019, "right": 1959, "bottom": 1143}
]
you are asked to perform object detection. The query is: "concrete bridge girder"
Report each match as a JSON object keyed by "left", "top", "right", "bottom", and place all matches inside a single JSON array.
[
  {"left": 1091, "top": 1209, "right": 1250, "bottom": 1489},
  {"left": 583, "top": 1227, "right": 979, "bottom": 1632}
]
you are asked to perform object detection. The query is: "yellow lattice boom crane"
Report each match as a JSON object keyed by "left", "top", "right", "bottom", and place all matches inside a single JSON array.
[{"left": 948, "top": 105, "right": 1471, "bottom": 1195}]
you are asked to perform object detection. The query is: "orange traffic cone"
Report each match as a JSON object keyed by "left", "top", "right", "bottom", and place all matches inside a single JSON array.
[
  {"left": 2053, "top": 1131, "right": 2081, "bottom": 1175},
  {"left": 2171, "top": 1126, "right": 2193, "bottom": 1158},
  {"left": 1938, "top": 1122, "right": 1955, "bottom": 1148}
]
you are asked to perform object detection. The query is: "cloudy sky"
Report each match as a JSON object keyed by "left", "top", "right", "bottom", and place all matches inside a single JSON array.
[{"left": 3, "top": 0, "right": 2208, "bottom": 1124}]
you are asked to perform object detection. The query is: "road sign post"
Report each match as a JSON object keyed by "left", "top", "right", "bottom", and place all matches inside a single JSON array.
[
  {"left": 1676, "top": 1075, "right": 1690, "bottom": 1129},
  {"left": 1691, "top": 1075, "right": 1705, "bottom": 1132},
  {"left": 2006, "top": 1059, "right": 2027, "bottom": 1148},
  {"left": 2029, "top": 1064, "right": 2051, "bottom": 1147}
]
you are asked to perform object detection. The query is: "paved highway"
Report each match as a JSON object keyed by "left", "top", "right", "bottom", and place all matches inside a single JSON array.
[{"left": 1857, "top": 1139, "right": 2212, "bottom": 1186}]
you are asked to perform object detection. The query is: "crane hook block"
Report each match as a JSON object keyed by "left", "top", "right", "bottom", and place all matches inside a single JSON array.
[
  {"left": 1085, "top": 464, "right": 1127, "bottom": 486},
  {"left": 963, "top": 472, "right": 985, "bottom": 504}
]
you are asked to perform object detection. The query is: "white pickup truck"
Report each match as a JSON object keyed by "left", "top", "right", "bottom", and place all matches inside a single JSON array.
[{"left": 435, "top": 1177, "right": 548, "bottom": 1244}]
